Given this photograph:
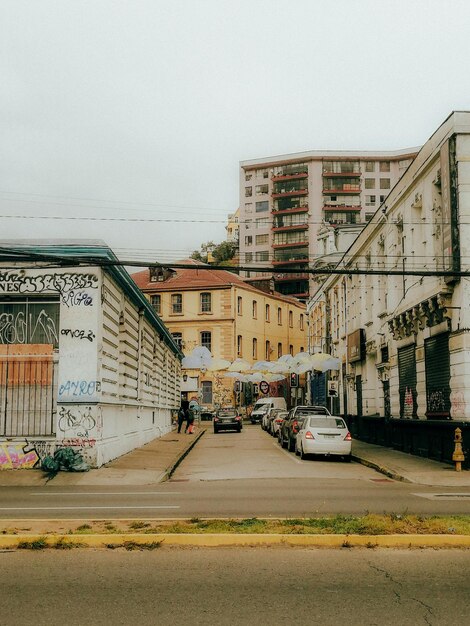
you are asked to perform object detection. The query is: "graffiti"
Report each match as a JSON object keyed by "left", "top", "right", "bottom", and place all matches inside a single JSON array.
[
  {"left": 27, "top": 440, "right": 56, "bottom": 461},
  {"left": 0, "top": 441, "right": 40, "bottom": 469},
  {"left": 61, "top": 437, "right": 96, "bottom": 448},
  {"left": 61, "top": 292, "right": 93, "bottom": 307},
  {"left": 58, "top": 380, "right": 101, "bottom": 398},
  {"left": 58, "top": 406, "right": 96, "bottom": 436},
  {"left": 0, "top": 309, "right": 59, "bottom": 345},
  {"left": 0, "top": 270, "right": 98, "bottom": 307},
  {"left": 61, "top": 328, "right": 96, "bottom": 342},
  {"left": 450, "top": 390, "right": 466, "bottom": 416},
  {"left": 427, "top": 389, "right": 446, "bottom": 413}
]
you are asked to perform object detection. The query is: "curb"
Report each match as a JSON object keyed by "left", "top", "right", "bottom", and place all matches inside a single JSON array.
[
  {"left": 352, "top": 455, "right": 410, "bottom": 483},
  {"left": 1, "top": 533, "right": 469, "bottom": 549},
  {"left": 162, "top": 428, "right": 205, "bottom": 481}
]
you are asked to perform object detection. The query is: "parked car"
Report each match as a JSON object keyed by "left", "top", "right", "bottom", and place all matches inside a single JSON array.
[
  {"left": 213, "top": 407, "right": 243, "bottom": 433},
  {"left": 269, "top": 409, "right": 288, "bottom": 437},
  {"left": 295, "top": 415, "right": 352, "bottom": 461},
  {"left": 200, "top": 410, "right": 215, "bottom": 421},
  {"left": 278, "top": 410, "right": 307, "bottom": 452},
  {"left": 250, "top": 397, "right": 287, "bottom": 424}
]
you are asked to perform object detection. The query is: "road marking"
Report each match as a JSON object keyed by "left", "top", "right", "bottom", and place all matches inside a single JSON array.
[
  {"left": 0, "top": 506, "right": 181, "bottom": 511},
  {"left": 272, "top": 441, "right": 302, "bottom": 464},
  {"left": 413, "top": 492, "right": 470, "bottom": 501},
  {"left": 30, "top": 492, "right": 181, "bottom": 496}
]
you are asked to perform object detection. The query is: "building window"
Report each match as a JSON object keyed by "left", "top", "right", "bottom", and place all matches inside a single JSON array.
[
  {"left": 245, "top": 236, "right": 252, "bottom": 246},
  {"left": 172, "top": 332, "right": 183, "bottom": 349},
  {"left": 365, "top": 161, "right": 375, "bottom": 172},
  {"left": 171, "top": 293, "right": 182, "bottom": 314},
  {"left": 237, "top": 296, "right": 242, "bottom": 315},
  {"left": 200, "top": 292, "right": 212, "bottom": 313},
  {"left": 252, "top": 300, "right": 257, "bottom": 318},
  {"left": 255, "top": 251, "right": 269, "bottom": 262},
  {"left": 380, "top": 161, "right": 391, "bottom": 172},
  {"left": 245, "top": 173, "right": 252, "bottom": 181},
  {"left": 365, "top": 212, "right": 375, "bottom": 221},
  {"left": 255, "top": 201, "right": 269, "bottom": 212},
  {"left": 380, "top": 178, "right": 391, "bottom": 189},
  {"left": 289, "top": 311, "right": 293, "bottom": 328},
  {"left": 300, "top": 314, "right": 304, "bottom": 330},
  {"left": 150, "top": 294, "right": 161, "bottom": 315},
  {"left": 245, "top": 187, "right": 252, "bottom": 197},
  {"left": 277, "top": 307, "right": 282, "bottom": 325},
  {"left": 200, "top": 331, "right": 212, "bottom": 352},
  {"left": 289, "top": 344, "right": 293, "bottom": 356},
  {"left": 256, "top": 234, "right": 269, "bottom": 245},
  {"left": 245, "top": 203, "right": 253, "bottom": 213},
  {"left": 201, "top": 381, "right": 213, "bottom": 405},
  {"left": 365, "top": 195, "right": 376, "bottom": 206},
  {"left": 265, "top": 304, "right": 270, "bottom": 322},
  {"left": 237, "top": 335, "right": 242, "bottom": 357},
  {"left": 277, "top": 342, "right": 282, "bottom": 358},
  {"left": 245, "top": 252, "right": 253, "bottom": 263},
  {"left": 379, "top": 195, "right": 386, "bottom": 203},
  {"left": 256, "top": 184, "right": 268, "bottom": 194},
  {"left": 365, "top": 178, "right": 375, "bottom": 189},
  {"left": 265, "top": 340, "right": 271, "bottom": 360},
  {"left": 252, "top": 338, "right": 257, "bottom": 359}
]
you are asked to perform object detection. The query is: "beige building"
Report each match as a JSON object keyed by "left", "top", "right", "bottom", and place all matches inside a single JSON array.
[
  {"left": 239, "top": 147, "right": 419, "bottom": 301},
  {"left": 132, "top": 260, "right": 306, "bottom": 408}
]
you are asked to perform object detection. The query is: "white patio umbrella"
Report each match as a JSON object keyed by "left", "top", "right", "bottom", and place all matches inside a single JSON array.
[
  {"left": 227, "top": 358, "right": 251, "bottom": 372},
  {"left": 206, "top": 358, "right": 231, "bottom": 372},
  {"left": 181, "top": 346, "right": 213, "bottom": 369},
  {"left": 251, "top": 360, "right": 274, "bottom": 372}
]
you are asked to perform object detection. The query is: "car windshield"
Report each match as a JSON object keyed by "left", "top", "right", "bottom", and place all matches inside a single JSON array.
[
  {"left": 297, "top": 407, "right": 329, "bottom": 416},
  {"left": 218, "top": 409, "right": 237, "bottom": 417},
  {"left": 308, "top": 417, "right": 346, "bottom": 429},
  {"left": 254, "top": 404, "right": 270, "bottom": 414}
]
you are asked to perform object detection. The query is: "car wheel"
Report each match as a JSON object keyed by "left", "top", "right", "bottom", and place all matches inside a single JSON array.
[
  {"left": 213, "top": 428, "right": 218, "bottom": 434},
  {"left": 295, "top": 442, "right": 300, "bottom": 456},
  {"left": 237, "top": 426, "right": 242, "bottom": 433},
  {"left": 288, "top": 437, "right": 295, "bottom": 452},
  {"left": 281, "top": 435, "right": 288, "bottom": 449},
  {"left": 343, "top": 454, "right": 352, "bottom": 463},
  {"left": 300, "top": 445, "right": 308, "bottom": 461}
]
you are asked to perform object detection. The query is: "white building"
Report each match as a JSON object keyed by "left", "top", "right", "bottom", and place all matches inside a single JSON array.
[
  {"left": 307, "top": 111, "right": 470, "bottom": 465},
  {"left": 0, "top": 241, "right": 181, "bottom": 469}
]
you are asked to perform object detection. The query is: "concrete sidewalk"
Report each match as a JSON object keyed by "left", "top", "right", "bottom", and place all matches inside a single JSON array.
[{"left": 352, "top": 439, "right": 470, "bottom": 487}]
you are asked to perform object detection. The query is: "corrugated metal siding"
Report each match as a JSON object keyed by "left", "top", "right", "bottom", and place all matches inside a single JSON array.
[
  {"left": 398, "top": 344, "right": 417, "bottom": 418},
  {"left": 425, "top": 333, "right": 451, "bottom": 419}
]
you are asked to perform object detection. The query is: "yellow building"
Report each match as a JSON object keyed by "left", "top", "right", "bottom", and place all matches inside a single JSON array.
[{"left": 132, "top": 260, "right": 307, "bottom": 409}]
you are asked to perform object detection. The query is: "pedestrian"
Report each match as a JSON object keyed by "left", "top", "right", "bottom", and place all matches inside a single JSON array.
[
  {"left": 185, "top": 406, "right": 195, "bottom": 434},
  {"left": 179, "top": 400, "right": 189, "bottom": 434}
]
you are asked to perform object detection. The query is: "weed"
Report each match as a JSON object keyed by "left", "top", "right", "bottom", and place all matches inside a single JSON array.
[
  {"left": 54, "top": 537, "right": 84, "bottom": 550},
  {"left": 17, "top": 537, "right": 47, "bottom": 550},
  {"left": 76, "top": 524, "right": 92, "bottom": 531},
  {"left": 105, "top": 541, "right": 162, "bottom": 551},
  {"left": 342, "top": 540, "right": 352, "bottom": 548},
  {"left": 128, "top": 521, "right": 151, "bottom": 530}
]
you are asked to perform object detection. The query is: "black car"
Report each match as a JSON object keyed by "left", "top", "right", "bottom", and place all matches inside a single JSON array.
[{"left": 213, "top": 407, "right": 243, "bottom": 433}]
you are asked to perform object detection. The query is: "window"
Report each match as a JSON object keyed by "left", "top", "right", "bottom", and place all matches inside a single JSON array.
[
  {"left": 245, "top": 173, "right": 252, "bottom": 181},
  {"left": 245, "top": 252, "right": 253, "bottom": 262},
  {"left": 171, "top": 293, "right": 182, "bottom": 314},
  {"left": 245, "top": 203, "right": 253, "bottom": 213},
  {"left": 365, "top": 195, "right": 376, "bottom": 206},
  {"left": 380, "top": 178, "right": 391, "bottom": 189},
  {"left": 265, "top": 340, "right": 271, "bottom": 360},
  {"left": 256, "top": 217, "right": 269, "bottom": 227},
  {"left": 201, "top": 381, "right": 213, "bottom": 404},
  {"left": 300, "top": 314, "right": 304, "bottom": 330},
  {"left": 237, "top": 296, "right": 242, "bottom": 315},
  {"left": 172, "top": 332, "right": 183, "bottom": 349},
  {"left": 277, "top": 342, "right": 282, "bottom": 358},
  {"left": 256, "top": 234, "right": 269, "bottom": 245},
  {"left": 289, "top": 311, "right": 293, "bottom": 327},
  {"left": 200, "top": 292, "right": 212, "bottom": 313},
  {"left": 265, "top": 304, "right": 270, "bottom": 322},
  {"left": 150, "top": 294, "right": 161, "bottom": 315},
  {"left": 252, "top": 300, "right": 257, "bottom": 318},
  {"left": 237, "top": 335, "right": 242, "bottom": 357},
  {"left": 0, "top": 298, "right": 60, "bottom": 348},
  {"left": 289, "top": 344, "right": 293, "bottom": 356},
  {"left": 257, "top": 168, "right": 268, "bottom": 178},
  {"left": 255, "top": 251, "right": 269, "bottom": 262},
  {"left": 379, "top": 195, "right": 386, "bottom": 203},
  {"left": 200, "top": 331, "right": 212, "bottom": 352},
  {"left": 256, "top": 184, "right": 268, "bottom": 194},
  {"left": 245, "top": 187, "right": 252, "bottom": 197},
  {"left": 252, "top": 338, "right": 257, "bottom": 359},
  {"left": 255, "top": 201, "right": 269, "bottom": 212},
  {"left": 277, "top": 307, "right": 282, "bottom": 324},
  {"left": 365, "top": 178, "right": 375, "bottom": 189},
  {"left": 379, "top": 161, "right": 390, "bottom": 172},
  {"left": 365, "top": 212, "right": 375, "bottom": 221},
  {"left": 245, "top": 236, "right": 252, "bottom": 246},
  {"left": 365, "top": 161, "right": 375, "bottom": 172}
]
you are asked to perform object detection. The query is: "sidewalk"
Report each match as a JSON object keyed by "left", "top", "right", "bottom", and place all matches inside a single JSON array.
[{"left": 352, "top": 439, "right": 470, "bottom": 487}]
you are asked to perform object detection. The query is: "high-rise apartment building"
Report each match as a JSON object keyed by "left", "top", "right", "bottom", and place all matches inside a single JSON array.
[{"left": 239, "top": 148, "right": 419, "bottom": 301}]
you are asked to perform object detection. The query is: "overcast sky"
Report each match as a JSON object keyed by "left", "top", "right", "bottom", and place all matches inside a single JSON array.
[{"left": 1, "top": 0, "right": 470, "bottom": 263}]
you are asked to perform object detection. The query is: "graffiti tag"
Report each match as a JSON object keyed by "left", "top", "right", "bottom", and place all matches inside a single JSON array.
[
  {"left": 58, "top": 406, "right": 96, "bottom": 437},
  {"left": 0, "top": 271, "right": 98, "bottom": 307},
  {"left": 61, "top": 328, "right": 96, "bottom": 342},
  {"left": 58, "top": 380, "right": 101, "bottom": 398},
  {"left": 0, "top": 309, "right": 59, "bottom": 345},
  {"left": 0, "top": 441, "right": 40, "bottom": 469},
  {"left": 62, "top": 437, "right": 96, "bottom": 448}
]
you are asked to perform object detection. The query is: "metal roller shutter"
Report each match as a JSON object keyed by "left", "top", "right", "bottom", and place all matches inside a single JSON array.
[
  {"left": 398, "top": 344, "right": 417, "bottom": 418},
  {"left": 425, "top": 333, "right": 450, "bottom": 419}
]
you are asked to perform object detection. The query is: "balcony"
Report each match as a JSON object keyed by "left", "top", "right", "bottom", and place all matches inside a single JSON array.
[
  {"left": 272, "top": 222, "right": 308, "bottom": 233},
  {"left": 272, "top": 205, "right": 309, "bottom": 216},
  {"left": 323, "top": 170, "right": 361, "bottom": 177},
  {"left": 272, "top": 172, "right": 308, "bottom": 183},
  {"left": 323, "top": 162, "right": 360, "bottom": 176},
  {"left": 272, "top": 240, "right": 309, "bottom": 250},
  {"left": 273, "top": 272, "right": 309, "bottom": 282},
  {"left": 272, "top": 257, "right": 309, "bottom": 266},
  {"left": 322, "top": 183, "right": 360, "bottom": 194},
  {"left": 272, "top": 188, "right": 308, "bottom": 199},
  {"left": 272, "top": 163, "right": 308, "bottom": 178},
  {"left": 323, "top": 206, "right": 361, "bottom": 212}
]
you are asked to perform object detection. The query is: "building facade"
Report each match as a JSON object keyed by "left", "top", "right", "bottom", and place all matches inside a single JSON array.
[
  {"left": 307, "top": 112, "right": 470, "bottom": 466},
  {"left": 0, "top": 242, "right": 181, "bottom": 469},
  {"left": 239, "top": 147, "right": 418, "bottom": 301},
  {"left": 132, "top": 260, "right": 307, "bottom": 409}
]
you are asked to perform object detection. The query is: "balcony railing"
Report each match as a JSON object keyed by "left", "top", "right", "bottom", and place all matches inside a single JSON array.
[
  {"left": 272, "top": 188, "right": 308, "bottom": 199},
  {"left": 272, "top": 163, "right": 308, "bottom": 178},
  {"left": 322, "top": 183, "right": 360, "bottom": 193},
  {"left": 272, "top": 240, "right": 309, "bottom": 250},
  {"left": 322, "top": 162, "right": 360, "bottom": 175},
  {"left": 272, "top": 172, "right": 308, "bottom": 182},
  {"left": 273, "top": 272, "right": 309, "bottom": 282}
]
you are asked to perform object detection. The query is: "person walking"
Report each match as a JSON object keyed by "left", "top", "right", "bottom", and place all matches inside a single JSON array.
[{"left": 178, "top": 400, "right": 189, "bottom": 434}]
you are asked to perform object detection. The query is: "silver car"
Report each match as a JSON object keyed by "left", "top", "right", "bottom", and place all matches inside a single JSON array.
[{"left": 295, "top": 416, "right": 352, "bottom": 461}]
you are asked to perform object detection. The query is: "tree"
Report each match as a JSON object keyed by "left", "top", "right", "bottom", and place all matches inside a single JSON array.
[{"left": 191, "top": 240, "right": 237, "bottom": 265}]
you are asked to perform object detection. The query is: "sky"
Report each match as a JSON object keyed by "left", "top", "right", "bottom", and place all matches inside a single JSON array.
[{"left": 1, "top": 0, "right": 470, "bottom": 264}]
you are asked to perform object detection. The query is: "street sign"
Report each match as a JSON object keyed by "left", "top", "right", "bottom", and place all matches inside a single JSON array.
[
  {"left": 328, "top": 381, "right": 339, "bottom": 397},
  {"left": 259, "top": 381, "right": 270, "bottom": 395}
]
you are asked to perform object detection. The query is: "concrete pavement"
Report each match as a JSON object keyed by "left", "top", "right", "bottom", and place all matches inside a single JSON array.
[{"left": 0, "top": 423, "right": 469, "bottom": 487}]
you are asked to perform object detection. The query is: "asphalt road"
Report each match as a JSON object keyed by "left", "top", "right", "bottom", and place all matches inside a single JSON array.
[
  {"left": 0, "top": 426, "right": 469, "bottom": 518},
  {"left": 1, "top": 548, "right": 469, "bottom": 625}
]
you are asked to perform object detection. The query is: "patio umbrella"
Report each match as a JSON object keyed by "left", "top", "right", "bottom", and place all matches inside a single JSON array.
[
  {"left": 206, "top": 358, "right": 231, "bottom": 372},
  {"left": 227, "top": 358, "right": 251, "bottom": 372},
  {"left": 181, "top": 346, "right": 213, "bottom": 370},
  {"left": 251, "top": 360, "right": 274, "bottom": 372}
]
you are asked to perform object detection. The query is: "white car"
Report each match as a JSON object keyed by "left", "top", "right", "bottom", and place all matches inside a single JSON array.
[{"left": 295, "top": 416, "right": 352, "bottom": 461}]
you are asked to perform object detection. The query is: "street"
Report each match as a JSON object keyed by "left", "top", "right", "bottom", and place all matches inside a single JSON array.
[
  {"left": 1, "top": 548, "right": 469, "bottom": 625},
  {"left": 0, "top": 426, "right": 469, "bottom": 518}
]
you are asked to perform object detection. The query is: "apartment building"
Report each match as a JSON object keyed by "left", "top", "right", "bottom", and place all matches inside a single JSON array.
[{"left": 239, "top": 148, "right": 418, "bottom": 301}]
